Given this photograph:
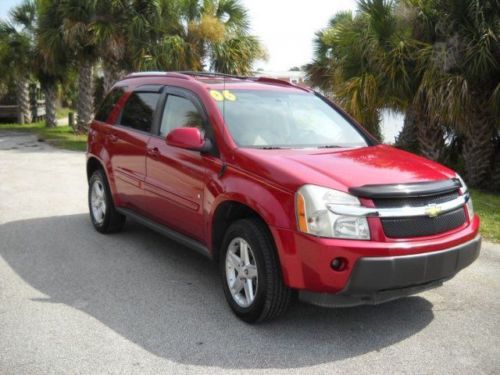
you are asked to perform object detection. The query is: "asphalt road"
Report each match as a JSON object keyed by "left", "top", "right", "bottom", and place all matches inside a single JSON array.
[{"left": 1, "top": 132, "right": 499, "bottom": 374}]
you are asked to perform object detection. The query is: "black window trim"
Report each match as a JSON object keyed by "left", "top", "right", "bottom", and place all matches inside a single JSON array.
[
  {"left": 95, "top": 85, "right": 127, "bottom": 123},
  {"left": 135, "top": 84, "right": 164, "bottom": 93}
]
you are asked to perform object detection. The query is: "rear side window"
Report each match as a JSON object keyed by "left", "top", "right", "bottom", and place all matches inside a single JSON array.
[
  {"left": 95, "top": 87, "right": 125, "bottom": 122},
  {"left": 120, "top": 92, "right": 160, "bottom": 132},
  {"left": 160, "top": 95, "right": 204, "bottom": 136}
]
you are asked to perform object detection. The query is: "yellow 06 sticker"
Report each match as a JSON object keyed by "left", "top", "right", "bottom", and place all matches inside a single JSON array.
[
  {"left": 210, "top": 90, "right": 237, "bottom": 101},
  {"left": 223, "top": 90, "right": 236, "bottom": 101},
  {"left": 210, "top": 90, "right": 224, "bottom": 101}
]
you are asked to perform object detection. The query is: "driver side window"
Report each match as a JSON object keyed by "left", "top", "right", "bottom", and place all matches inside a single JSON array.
[{"left": 160, "top": 95, "right": 204, "bottom": 136}]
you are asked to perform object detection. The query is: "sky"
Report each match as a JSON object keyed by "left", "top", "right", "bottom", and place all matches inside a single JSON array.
[
  {"left": 241, "top": 0, "right": 358, "bottom": 71},
  {"left": 0, "top": 0, "right": 18, "bottom": 21},
  {"left": 1, "top": 0, "right": 358, "bottom": 71}
]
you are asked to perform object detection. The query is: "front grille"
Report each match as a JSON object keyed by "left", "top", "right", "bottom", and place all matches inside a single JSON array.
[
  {"left": 373, "top": 191, "right": 459, "bottom": 209},
  {"left": 381, "top": 207, "right": 466, "bottom": 238},
  {"left": 373, "top": 189, "right": 466, "bottom": 238}
]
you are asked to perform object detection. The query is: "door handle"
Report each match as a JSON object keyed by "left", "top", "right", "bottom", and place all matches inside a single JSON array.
[
  {"left": 108, "top": 134, "right": 118, "bottom": 143},
  {"left": 147, "top": 147, "right": 160, "bottom": 158}
]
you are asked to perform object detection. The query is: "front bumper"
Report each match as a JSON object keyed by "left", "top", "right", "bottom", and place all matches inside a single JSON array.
[{"left": 299, "top": 235, "right": 481, "bottom": 307}]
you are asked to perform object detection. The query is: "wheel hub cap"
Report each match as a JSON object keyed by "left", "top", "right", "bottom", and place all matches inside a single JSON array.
[
  {"left": 225, "top": 237, "right": 258, "bottom": 308},
  {"left": 90, "top": 180, "right": 106, "bottom": 224}
]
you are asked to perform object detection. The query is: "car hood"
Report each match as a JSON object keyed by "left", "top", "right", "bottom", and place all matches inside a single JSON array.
[{"left": 233, "top": 145, "right": 456, "bottom": 194}]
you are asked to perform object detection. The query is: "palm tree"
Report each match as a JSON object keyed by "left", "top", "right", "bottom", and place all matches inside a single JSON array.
[
  {"left": 307, "top": 0, "right": 448, "bottom": 154},
  {"left": 35, "top": 3, "right": 57, "bottom": 128},
  {"left": 210, "top": 34, "right": 265, "bottom": 75},
  {"left": 38, "top": 0, "right": 134, "bottom": 129},
  {"left": 93, "top": 0, "right": 130, "bottom": 93},
  {"left": 65, "top": 0, "right": 137, "bottom": 125},
  {"left": 207, "top": 0, "right": 266, "bottom": 74},
  {"left": 0, "top": 0, "right": 70, "bottom": 129},
  {"left": 127, "top": 0, "right": 202, "bottom": 71},
  {"left": 413, "top": 0, "right": 499, "bottom": 186},
  {"left": 0, "top": 0, "right": 37, "bottom": 124},
  {"left": 306, "top": 5, "right": 406, "bottom": 141},
  {"left": 53, "top": 0, "right": 100, "bottom": 133},
  {"left": 309, "top": 0, "right": 499, "bottom": 186},
  {"left": 36, "top": 0, "right": 71, "bottom": 128},
  {"left": 127, "top": 0, "right": 263, "bottom": 74}
]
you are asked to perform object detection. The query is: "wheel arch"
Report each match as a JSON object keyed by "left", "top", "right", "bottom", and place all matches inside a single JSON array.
[
  {"left": 86, "top": 155, "right": 121, "bottom": 206},
  {"left": 86, "top": 156, "right": 104, "bottom": 181},
  {"left": 211, "top": 200, "right": 271, "bottom": 261}
]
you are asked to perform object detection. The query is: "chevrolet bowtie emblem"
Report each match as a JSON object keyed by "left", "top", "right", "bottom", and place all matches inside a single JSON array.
[{"left": 425, "top": 204, "right": 442, "bottom": 218}]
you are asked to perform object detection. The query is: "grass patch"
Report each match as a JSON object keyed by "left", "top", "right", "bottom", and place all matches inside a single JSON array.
[
  {"left": 0, "top": 122, "right": 86, "bottom": 151},
  {"left": 471, "top": 189, "right": 500, "bottom": 243},
  {"left": 0, "top": 121, "right": 45, "bottom": 131},
  {"left": 37, "top": 126, "right": 87, "bottom": 151},
  {"left": 56, "top": 106, "right": 72, "bottom": 119}
]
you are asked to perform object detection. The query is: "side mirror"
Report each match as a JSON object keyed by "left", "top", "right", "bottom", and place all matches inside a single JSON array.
[{"left": 166, "top": 127, "right": 212, "bottom": 152}]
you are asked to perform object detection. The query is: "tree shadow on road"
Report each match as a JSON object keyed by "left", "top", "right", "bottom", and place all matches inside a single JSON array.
[{"left": 0, "top": 214, "right": 435, "bottom": 369}]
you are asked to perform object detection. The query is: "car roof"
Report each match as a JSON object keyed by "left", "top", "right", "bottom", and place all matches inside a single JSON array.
[{"left": 122, "top": 71, "right": 312, "bottom": 93}]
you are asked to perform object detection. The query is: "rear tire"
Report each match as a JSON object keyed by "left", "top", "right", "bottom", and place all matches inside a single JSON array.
[
  {"left": 88, "top": 169, "right": 125, "bottom": 233},
  {"left": 220, "top": 218, "right": 292, "bottom": 323}
]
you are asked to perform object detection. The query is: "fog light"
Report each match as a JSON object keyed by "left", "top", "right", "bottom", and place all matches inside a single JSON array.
[{"left": 331, "top": 257, "right": 347, "bottom": 271}]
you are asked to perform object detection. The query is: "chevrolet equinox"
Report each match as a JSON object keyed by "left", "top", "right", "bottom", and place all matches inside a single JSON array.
[{"left": 86, "top": 71, "right": 481, "bottom": 322}]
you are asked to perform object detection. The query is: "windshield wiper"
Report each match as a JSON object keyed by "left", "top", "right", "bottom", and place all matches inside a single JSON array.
[
  {"left": 257, "top": 146, "right": 285, "bottom": 150},
  {"left": 317, "top": 145, "right": 341, "bottom": 149}
]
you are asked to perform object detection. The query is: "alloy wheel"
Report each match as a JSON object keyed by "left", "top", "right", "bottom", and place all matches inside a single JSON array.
[
  {"left": 90, "top": 179, "right": 106, "bottom": 225},
  {"left": 225, "top": 237, "right": 259, "bottom": 308}
]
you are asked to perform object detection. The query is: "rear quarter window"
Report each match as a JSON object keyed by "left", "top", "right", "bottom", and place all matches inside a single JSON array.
[{"left": 95, "top": 87, "right": 126, "bottom": 122}]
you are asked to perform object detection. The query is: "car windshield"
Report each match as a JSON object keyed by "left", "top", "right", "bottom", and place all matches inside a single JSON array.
[{"left": 215, "top": 89, "right": 368, "bottom": 149}]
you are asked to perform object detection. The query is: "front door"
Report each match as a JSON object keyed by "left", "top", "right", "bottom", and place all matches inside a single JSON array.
[{"left": 144, "top": 87, "right": 215, "bottom": 241}]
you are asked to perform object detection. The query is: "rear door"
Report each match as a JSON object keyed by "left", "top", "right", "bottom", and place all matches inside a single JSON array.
[
  {"left": 144, "top": 87, "right": 216, "bottom": 241},
  {"left": 108, "top": 87, "right": 161, "bottom": 211}
]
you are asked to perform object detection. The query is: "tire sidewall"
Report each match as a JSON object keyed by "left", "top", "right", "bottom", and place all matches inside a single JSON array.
[{"left": 219, "top": 222, "right": 269, "bottom": 321}]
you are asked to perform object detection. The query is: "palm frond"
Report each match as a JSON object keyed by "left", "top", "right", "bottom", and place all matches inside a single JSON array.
[
  {"left": 210, "top": 34, "right": 265, "bottom": 74},
  {"left": 213, "top": 0, "right": 249, "bottom": 33},
  {"left": 10, "top": 0, "right": 36, "bottom": 32}
]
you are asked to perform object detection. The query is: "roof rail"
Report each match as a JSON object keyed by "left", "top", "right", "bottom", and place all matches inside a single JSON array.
[
  {"left": 125, "top": 71, "right": 311, "bottom": 91},
  {"left": 253, "top": 76, "right": 312, "bottom": 92},
  {"left": 178, "top": 71, "right": 250, "bottom": 80},
  {"left": 127, "top": 71, "right": 168, "bottom": 76},
  {"left": 254, "top": 76, "right": 297, "bottom": 87},
  {"left": 180, "top": 71, "right": 310, "bottom": 91},
  {"left": 125, "top": 71, "right": 193, "bottom": 80}
]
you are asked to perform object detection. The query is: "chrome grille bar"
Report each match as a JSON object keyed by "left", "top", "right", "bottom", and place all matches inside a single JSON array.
[{"left": 327, "top": 194, "right": 469, "bottom": 218}]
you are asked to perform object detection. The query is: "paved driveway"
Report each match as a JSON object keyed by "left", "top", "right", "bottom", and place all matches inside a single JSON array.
[{"left": 1, "top": 132, "right": 499, "bottom": 374}]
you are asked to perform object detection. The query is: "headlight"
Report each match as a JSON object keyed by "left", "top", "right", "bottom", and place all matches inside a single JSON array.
[
  {"left": 456, "top": 174, "right": 474, "bottom": 221},
  {"left": 296, "top": 185, "right": 370, "bottom": 240}
]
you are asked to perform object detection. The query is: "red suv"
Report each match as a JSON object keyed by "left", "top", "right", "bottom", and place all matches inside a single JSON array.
[{"left": 87, "top": 71, "right": 480, "bottom": 322}]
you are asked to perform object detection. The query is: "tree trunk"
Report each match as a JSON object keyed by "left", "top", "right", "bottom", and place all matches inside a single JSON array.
[
  {"left": 463, "top": 106, "right": 495, "bottom": 187},
  {"left": 43, "top": 83, "right": 57, "bottom": 128},
  {"left": 395, "top": 103, "right": 420, "bottom": 153},
  {"left": 490, "top": 148, "right": 500, "bottom": 192},
  {"left": 417, "top": 114, "right": 445, "bottom": 161},
  {"left": 16, "top": 77, "right": 32, "bottom": 124},
  {"left": 102, "top": 60, "right": 122, "bottom": 94},
  {"left": 363, "top": 108, "right": 382, "bottom": 142},
  {"left": 76, "top": 60, "right": 94, "bottom": 133}
]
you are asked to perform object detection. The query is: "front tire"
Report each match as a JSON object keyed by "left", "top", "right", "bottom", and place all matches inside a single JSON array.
[
  {"left": 220, "top": 218, "right": 292, "bottom": 323},
  {"left": 88, "top": 169, "right": 125, "bottom": 233}
]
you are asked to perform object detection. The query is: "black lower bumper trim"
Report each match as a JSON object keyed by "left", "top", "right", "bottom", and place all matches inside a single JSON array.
[{"left": 300, "top": 235, "right": 481, "bottom": 308}]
